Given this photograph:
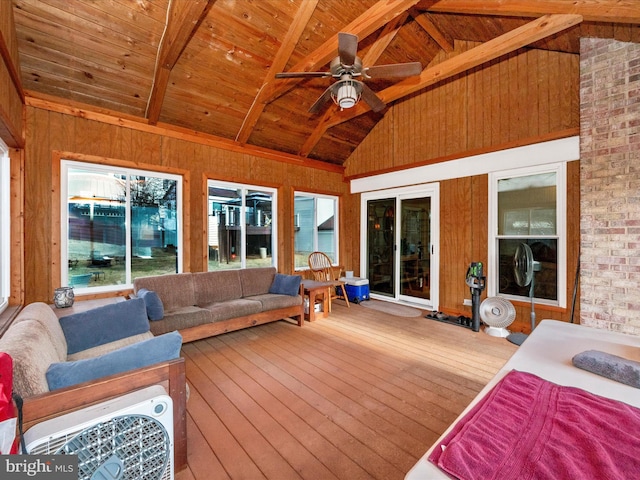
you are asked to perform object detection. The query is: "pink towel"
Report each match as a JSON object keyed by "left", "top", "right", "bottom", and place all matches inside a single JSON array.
[{"left": 428, "top": 370, "right": 640, "bottom": 479}]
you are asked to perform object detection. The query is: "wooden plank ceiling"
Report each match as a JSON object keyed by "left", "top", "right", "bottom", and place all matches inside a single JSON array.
[{"left": 11, "top": 0, "right": 640, "bottom": 166}]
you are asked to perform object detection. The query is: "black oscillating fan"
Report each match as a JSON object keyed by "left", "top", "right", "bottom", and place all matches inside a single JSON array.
[{"left": 507, "top": 243, "right": 541, "bottom": 346}]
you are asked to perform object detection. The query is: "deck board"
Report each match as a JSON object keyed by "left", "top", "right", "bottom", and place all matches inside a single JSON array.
[{"left": 176, "top": 301, "right": 517, "bottom": 480}]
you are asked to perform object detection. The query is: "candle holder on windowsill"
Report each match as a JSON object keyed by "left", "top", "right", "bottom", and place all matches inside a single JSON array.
[{"left": 53, "top": 287, "right": 75, "bottom": 308}]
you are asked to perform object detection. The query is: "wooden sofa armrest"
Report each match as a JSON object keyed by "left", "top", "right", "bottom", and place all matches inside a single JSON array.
[{"left": 21, "top": 358, "right": 187, "bottom": 472}]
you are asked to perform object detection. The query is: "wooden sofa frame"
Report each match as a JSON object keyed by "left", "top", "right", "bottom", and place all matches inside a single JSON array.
[
  {"left": 21, "top": 358, "right": 187, "bottom": 472},
  {"left": 179, "top": 301, "right": 304, "bottom": 343}
]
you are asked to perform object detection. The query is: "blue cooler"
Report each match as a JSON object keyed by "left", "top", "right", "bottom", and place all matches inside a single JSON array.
[{"left": 340, "top": 277, "right": 370, "bottom": 303}]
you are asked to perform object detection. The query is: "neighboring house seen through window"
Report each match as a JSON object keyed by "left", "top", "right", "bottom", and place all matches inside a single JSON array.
[
  {"left": 207, "top": 180, "right": 276, "bottom": 270},
  {"left": 294, "top": 193, "right": 339, "bottom": 269},
  {"left": 61, "top": 161, "right": 182, "bottom": 292},
  {"left": 489, "top": 163, "right": 566, "bottom": 307}
]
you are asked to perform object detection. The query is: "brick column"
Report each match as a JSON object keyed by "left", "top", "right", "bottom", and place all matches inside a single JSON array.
[{"left": 580, "top": 38, "right": 640, "bottom": 335}]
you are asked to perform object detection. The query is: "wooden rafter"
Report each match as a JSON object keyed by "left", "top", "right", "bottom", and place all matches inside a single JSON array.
[
  {"left": 362, "top": 12, "right": 410, "bottom": 65},
  {"left": 409, "top": 8, "right": 453, "bottom": 52},
  {"left": 146, "top": 0, "right": 212, "bottom": 124},
  {"left": 423, "top": 0, "right": 640, "bottom": 24},
  {"left": 299, "top": 13, "right": 583, "bottom": 157},
  {"left": 235, "top": 0, "right": 319, "bottom": 144},
  {"left": 25, "top": 91, "right": 344, "bottom": 173},
  {"left": 299, "top": 14, "right": 409, "bottom": 157},
  {"left": 262, "top": 0, "right": 423, "bottom": 104}
]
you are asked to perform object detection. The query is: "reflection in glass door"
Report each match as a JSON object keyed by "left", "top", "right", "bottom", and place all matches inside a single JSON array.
[
  {"left": 399, "top": 197, "right": 431, "bottom": 302},
  {"left": 367, "top": 199, "right": 395, "bottom": 296},
  {"left": 362, "top": 184, "right": 439, "bottom": 309}
]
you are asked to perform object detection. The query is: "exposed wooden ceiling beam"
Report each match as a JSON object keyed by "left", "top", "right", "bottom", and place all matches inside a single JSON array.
[
  {"left": 379, "top": 14, "right": 583, "bottom": 104},
  {"left": 361, "top": 12, "right": 409, "bottom": 65},
  {"left": 301, "top": 13, "right": 583, "bottom": 156},
  {"left": 299, "top": 110, "right": 351, "bottom": 159},
  {"left": 263, "top": 0, "right": 423, "bottom": 103},
  {"left": 235, "top": 0, "right": 319, "bottom": 144},
  {"left": 409, "top": 8, "right": 453, "bottom": 52},
  {"left": 146, "top": 0, "right": 212, "bottom": 124},
  {"left": 423, "top": 0, "right": 640, "bottom": 24},
  {"left": 25, "top": 91, "right": 344, "bottom": 173}
]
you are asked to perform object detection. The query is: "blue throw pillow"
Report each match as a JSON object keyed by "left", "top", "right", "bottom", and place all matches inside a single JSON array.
[
  {"left": 59, "top": 298, "right": 150, "bottom": 355},
  {"left": 269, "top": 273, "right": 302, "bottom": 296},
  {"left": 46, "top": 331, "right": 182, "bottom": 391},
  {"left": 137, "top": 288, "right": 165, "bottom": 321}
]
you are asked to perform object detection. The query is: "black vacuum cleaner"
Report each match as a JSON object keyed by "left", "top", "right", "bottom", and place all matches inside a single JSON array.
[{"left": 465, "top": 262, "right": 486, "bottom": 332}]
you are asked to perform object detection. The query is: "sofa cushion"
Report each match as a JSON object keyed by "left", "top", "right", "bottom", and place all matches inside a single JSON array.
[
  {"left": 269, "top": 273, "right": 302, "bottom": 296},
  {"left": 201, "top": 298, "right": 263, "bottom": 321},
  {"left": 240, "top": 267, "right": 276, "bottom": 297},
  {"left": 249, "top": 293, "right": 302, "bottom": 311},
  {"left": 134, "top": 273, "right": 196, "bottom": 312},
  {"left": 46, "top": 331, "right": 183, "bottom": 391},
  {"left": 67, "top": 331, "right": 155, "bottom": 361},
  {"left": 193, "top": 270, "right": 242, "bottom": 305},
  {"left": 137, "top": 288, "right": 165, "bottom": 320},
  {"left": 0, "top": 319, "right": 64, "bottom": 396},
  {"left": 59, "top": 298, "right": 150, "bottom": 355},
  {"left": 147, "top": 306, "right": 215, "bottom": 336}
]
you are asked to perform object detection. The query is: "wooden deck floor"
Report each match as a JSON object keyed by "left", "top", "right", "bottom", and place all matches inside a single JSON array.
[{"left": 175, "top": 301, "right": 517, "bottom": 480}]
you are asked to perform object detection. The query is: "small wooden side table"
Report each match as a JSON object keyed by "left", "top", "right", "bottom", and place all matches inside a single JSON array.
[{"left": 301, "top": 280, "right": 334, "bottom": 322}]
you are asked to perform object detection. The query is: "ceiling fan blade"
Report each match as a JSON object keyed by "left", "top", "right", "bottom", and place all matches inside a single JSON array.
[
  {"left": 364, "top": 62, "right": 423, "bottom": 79},
  {"left": 275, "top": 71, "right": 331, "bottom": 78},
  {"left": 338, "top": 32, "right": 358, "bottom": 66},
  {"left": 360, "top": 83, "right": 386, "bottom": 113},
  {"left": 308, "top": 85, "right": 334, "bottom": 114}
]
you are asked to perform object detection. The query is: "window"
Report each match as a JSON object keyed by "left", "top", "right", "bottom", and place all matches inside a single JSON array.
[
  {"left": 0, "top": 139, "right": 9, "bottom": 313},
  {"left": 488, "top": 163, "right": 566, "bottom": 307},
  {"left": 294, "top": 193, "right": 339, "bottom": 269},
  {"left": 61, "top": 161, "right": 182, "bottom": 292},
  {"left": 207, "top": 181, "right": 276, "bottom": 270}
]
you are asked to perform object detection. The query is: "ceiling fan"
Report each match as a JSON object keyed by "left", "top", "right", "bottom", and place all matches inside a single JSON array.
[{"left": 275, "top": 33, "right": 422, "bottom": 114}]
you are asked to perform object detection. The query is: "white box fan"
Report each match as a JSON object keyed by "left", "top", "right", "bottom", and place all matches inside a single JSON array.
[{"left": 24, "top": 385, "right": 173, "bottom": 480}]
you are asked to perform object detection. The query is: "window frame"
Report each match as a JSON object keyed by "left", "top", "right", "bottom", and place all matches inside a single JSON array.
[
  {"left": 61, "top": 160, "right": 183, "bottom": 293},
  {"left": 0, "top": 139, "right": 9, "bottom": 313},
  {"left": 488, "top": 162, "right": 567, "bottom": 308},
  {"left": 206, "top": 179, "right": 278, "bottom": 269},
  {"left": 293, "top": 192, "right": 339, "bottom": 271}
]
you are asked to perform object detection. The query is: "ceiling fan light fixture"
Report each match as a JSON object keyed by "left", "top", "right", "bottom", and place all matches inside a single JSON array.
[{"left": 332, "top": 79, "right": 361, "bottom": 109}]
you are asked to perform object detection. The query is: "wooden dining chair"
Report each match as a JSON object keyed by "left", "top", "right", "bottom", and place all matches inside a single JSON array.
[{"left": 307, "top": 251, "right": 350, "bottom": 311}]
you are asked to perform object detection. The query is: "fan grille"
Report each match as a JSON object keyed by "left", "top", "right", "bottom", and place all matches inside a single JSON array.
[
  {"left": 480, "top": 297, "right": 516, "bottom": 328},
  {"left": 30, "top": 414, "right": 171, "bottom": 480}
]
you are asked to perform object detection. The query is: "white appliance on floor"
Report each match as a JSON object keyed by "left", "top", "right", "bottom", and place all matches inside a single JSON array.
[{"left": 24, "top": 385, "right": 174, "bottom": 480}]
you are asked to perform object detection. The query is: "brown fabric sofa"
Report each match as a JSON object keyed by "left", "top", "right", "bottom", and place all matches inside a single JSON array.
[{"left": 132, "top": 267, "right": 303, "bottom": 343}]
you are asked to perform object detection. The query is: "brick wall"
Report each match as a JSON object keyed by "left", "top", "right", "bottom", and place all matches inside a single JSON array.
[{"left": 580, "top": 38, "right": 640, "bottom": 335}]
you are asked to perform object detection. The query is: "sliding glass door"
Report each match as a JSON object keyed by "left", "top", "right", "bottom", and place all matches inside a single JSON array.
[
  {"left": 399, "top": 196, "right": 432, "bottom": 303},
  {"left": 361, "top": 184, "right": 439, "bottom": 309},
  {"left": 366, "top": 198, "right": 396, "bottom": 296}
]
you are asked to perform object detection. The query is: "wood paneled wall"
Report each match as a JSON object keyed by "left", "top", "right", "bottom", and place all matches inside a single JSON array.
[
  {"left": 346, "top": 41, "right": 579, "bottom": 176},
  {"left": 1, "top": 3, "right": 25, "bottom": 309},
  {"left": 431, "top": 162, "right": 580, "bottom": 334},
  {"left": 344, "top": 41, "right": 581, "bottom": 333},
  {"left": 22, "top": 107, "right": 349, "bottom": 304},
  {"left": 0, "top": 0, "right": 23, "bottom": 148}
]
